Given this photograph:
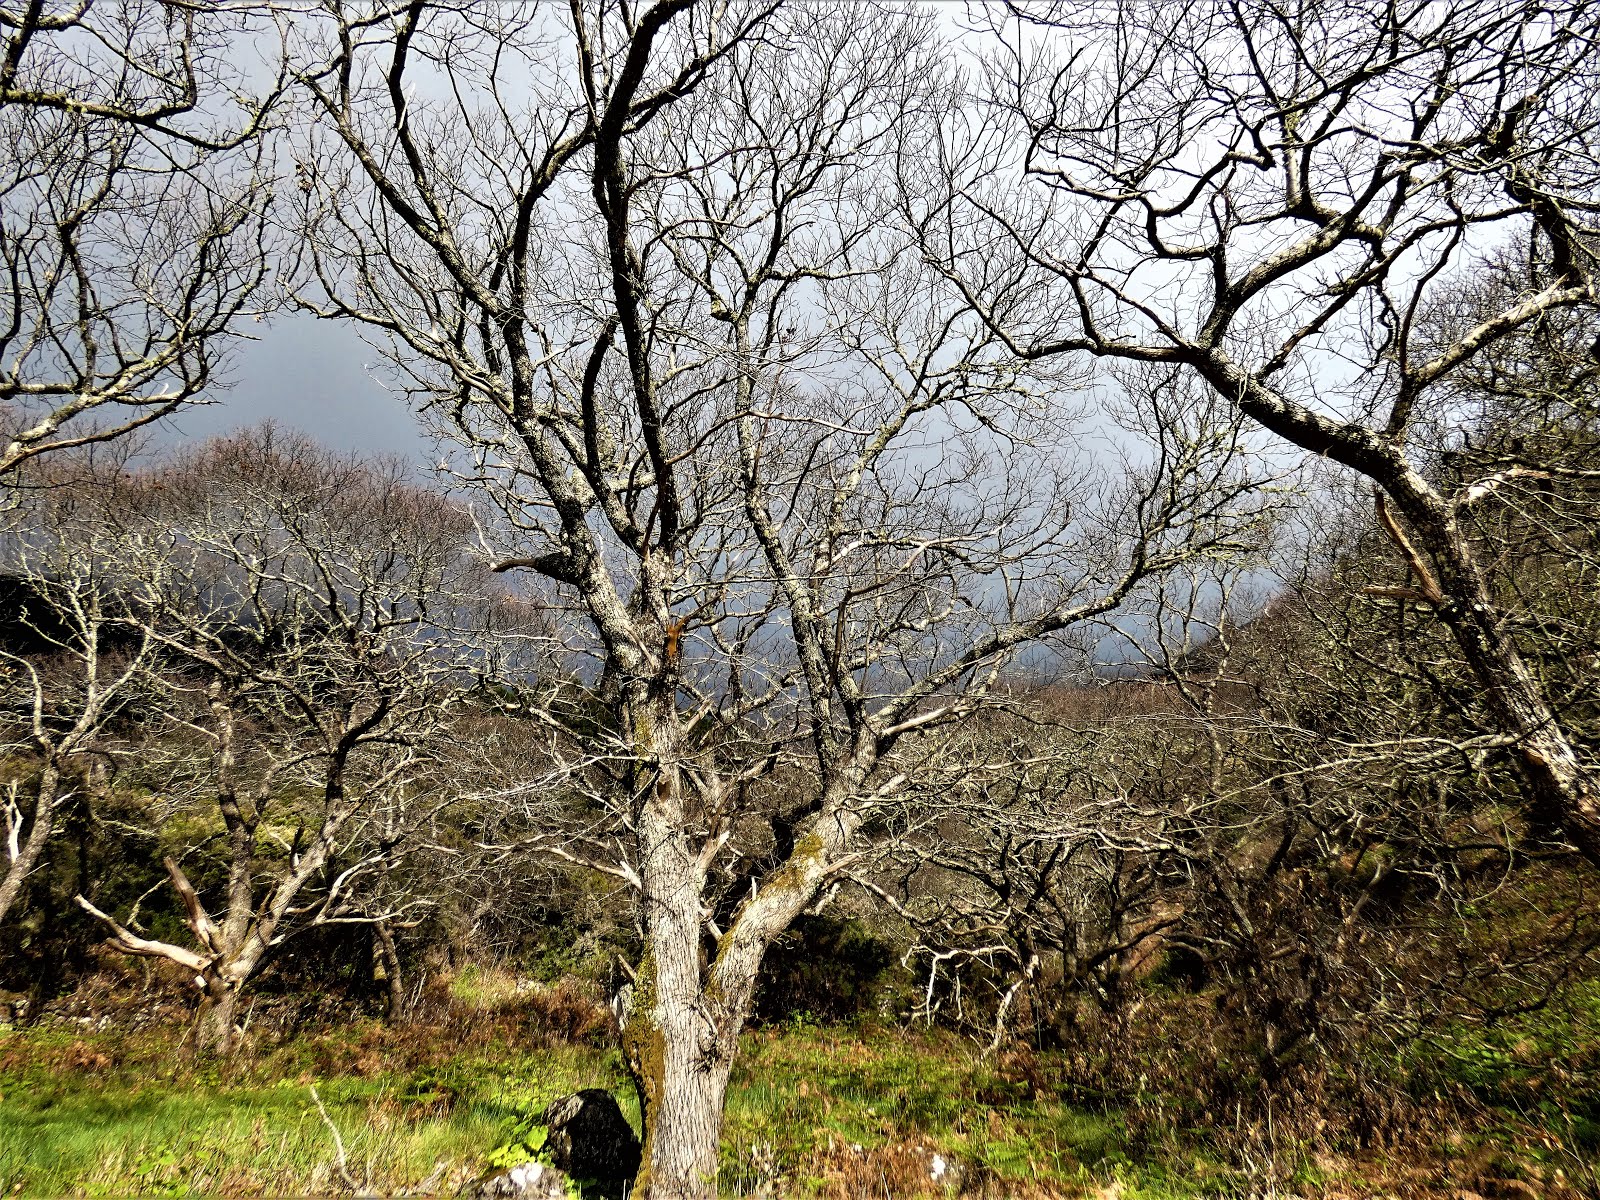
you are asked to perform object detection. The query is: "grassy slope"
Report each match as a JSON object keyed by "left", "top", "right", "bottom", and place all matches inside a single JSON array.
[
  {"left": 1, "top": 990, "right": 1595, "bottom": 1198},
  {"left": 0, "top": 1023, "right": 612, "bottom": 1197},
  {"left": 0, "top": 1021, "right": 1124, "bottom": 1198}
]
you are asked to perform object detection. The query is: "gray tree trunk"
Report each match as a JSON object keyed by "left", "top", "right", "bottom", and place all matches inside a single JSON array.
[
  {"left": 0, "top": 766, "right": 59, "bottom": 927},
  {"left": 623, "top": 763, "right": 724, "bottom": 1198},
  {"left": 1215, "top": 361, "right": 1600, "bottom": 866},
  {"left": 374, "top": 920, "right": 405, "bottom": 1023},
  {"left": 1389, "top": 483, "right": 1600, "bottom": 864},
  {"left": 193, "top": 975, "right": 243, "bottom": 1055},
  {"left": 625, "top": 981, "right": 736, "bottom": 1200}
]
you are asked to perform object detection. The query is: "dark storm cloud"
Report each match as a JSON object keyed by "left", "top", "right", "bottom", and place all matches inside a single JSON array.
[{"left": 154, "top": 315, "right": 433, "bottom": 464}]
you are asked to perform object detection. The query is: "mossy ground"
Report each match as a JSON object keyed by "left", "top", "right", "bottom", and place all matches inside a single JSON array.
[{"left": 0, "top": 991, "right": 1593, "bottom": 1198}]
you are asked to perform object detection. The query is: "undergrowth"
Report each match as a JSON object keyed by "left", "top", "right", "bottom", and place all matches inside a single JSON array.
[{"left": 1, "top": 974, "right": 1596, "bottom": 1197}]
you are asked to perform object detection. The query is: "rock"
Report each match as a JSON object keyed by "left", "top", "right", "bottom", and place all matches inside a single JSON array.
[
  {"left": 928, "top": 1151, "right": 956, "bottom": 1185},
  {"left": 474, "top": 1161, "right": 572, "bottom": 1199},
  {"left": 919, "top": 1146, "right": 964, "bottom": 1194},
  {"left": 0, "top": 990, "right": 28, "bottom": 1024},
  {"left": 541, "top": 1089, "right": 642, "bottom": 1198}
]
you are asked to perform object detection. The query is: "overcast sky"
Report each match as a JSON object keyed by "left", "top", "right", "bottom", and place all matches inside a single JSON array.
[{"left": 151, "top": 315, "right": 434, "bottom": 466}]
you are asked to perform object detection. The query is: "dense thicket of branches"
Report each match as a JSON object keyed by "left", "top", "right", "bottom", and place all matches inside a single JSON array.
[{"left": 1, "top": 2, "right": 1598, "bottom": 1197}]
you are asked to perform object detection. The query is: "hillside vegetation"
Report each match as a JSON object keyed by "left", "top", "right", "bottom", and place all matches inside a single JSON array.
[{"left": 4, "top": 1, "right": 1600, "bottom": 1196}]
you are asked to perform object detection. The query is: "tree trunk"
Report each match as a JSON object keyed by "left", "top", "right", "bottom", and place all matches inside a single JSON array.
[
  {"left": 625, "top": 977, "right": 736, "bottom": 1200},
  {"left": 1440, "top": 592, "right": 1600, "bottom": 859},
  {"left": 1212, "top": 360, "right": 1600, "bottom": 865},
  {"left": 373, "top": 920, "right": 405, "bottom": 1023},
  {"left": 0, "top": 766, "right": 59, "bottom": 926},
  {"left": 625, "top": 829, "right": 850, "bottom": 1196},
  {"left": 620, "top": 705, "right": 862, "bottom": 1197},
  {"left": 624, "top": 795, "right": 739, "bottom": 1200},
  {"left": 1393, "top": 488, "right": 1600, "bottom": 865},
  {"left": 192, "top": 974, "right": 242, "bottom": 1055}
]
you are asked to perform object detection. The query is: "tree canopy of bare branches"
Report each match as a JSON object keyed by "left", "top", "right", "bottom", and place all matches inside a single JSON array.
[
  {"left": 920, "top": 0, "right": 1600, "bottom": 863},
  {"left": 289, "top": 4, "right": 1283, "bottom": 1192},
  {"left": 60, "top": 428, "right": 506, "bottom": 1050},
  {"left": 0, "top": 0, "right": 281, "bottom": 478},
  {"left": 0, "top": 464, "right": 154, "bottom": 925}
]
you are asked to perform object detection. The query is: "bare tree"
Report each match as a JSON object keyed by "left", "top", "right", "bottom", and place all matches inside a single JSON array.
[
  {"left": 863, "top": 559, "right": 1274, "bottom": 1054},
  {"left": 294, "top": 4, "right": 1279, "bottom": 1193},
  {"left": 70, "top": 429, "right": 498, "bottom": 1051},
  {"left": 921, "top": 0, "right": 1600, "bottom": 863},
  {"left": 0, "top": 457, "right": 154, "bottom": 924},
  {"left": 864, "top": 719, "right": 1175, "bottom": 1051},
  {"left": 0, "top": 0, "right": 281, "bottom": 478}
]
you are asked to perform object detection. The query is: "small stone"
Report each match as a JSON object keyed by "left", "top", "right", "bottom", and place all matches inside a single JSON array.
[
  {"left": 473, "top": 1161, "right": 571, "bottom": 1199},
  {"left": 925, "top": 1150, "right": 964, "bottom": 1192}
]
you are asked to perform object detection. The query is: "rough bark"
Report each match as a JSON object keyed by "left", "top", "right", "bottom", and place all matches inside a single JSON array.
[
  {"left": 1392, "top": 489, "right": 1600, "bottom": 864},
  {"left": 374, "top": 919, "right": 406, "bottom": 1023},
  {"left": 624, "top": 968, "right": 734, "bottom": 1200},
  {"left": 623, "top": 752, "right": 865, "bottom": 1198},
  {"left": 621, "top": 692, "right": 732, "bottom": 1200},
  {"left": 0, "top": 765, "right": 57, "bottom": 926},
  {"left": 193, "top": 974, "right": 244, "bottom": 1055}
]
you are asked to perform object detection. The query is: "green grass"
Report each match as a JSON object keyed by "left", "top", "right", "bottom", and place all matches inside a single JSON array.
[
  {"left": 5, "top": 1079, "right": 498, "bottom": 1196},
  {"left": 0, "top": 1018, "right": 1141, "bottom": 1198},
  {"left": 5, "top": 1003, "right": 1594, "bottom": 1198},
  {"left": 720, "top": 1024, "right": 1126, "bottom": 1195},
  {"left": 0, "top": 1022, "right": 624, "bottom": 1197}
]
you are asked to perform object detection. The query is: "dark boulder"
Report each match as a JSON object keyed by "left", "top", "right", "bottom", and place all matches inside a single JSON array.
[{"left": 541, "top": 1089, "right": 641, "bottom": 1198}]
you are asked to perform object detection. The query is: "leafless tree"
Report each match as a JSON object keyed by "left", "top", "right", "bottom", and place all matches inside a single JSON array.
[
  {"left": 0, "top": 0, "right": 281, "bottom": 478},
  {"left": 863, "top": 721, "right": 1172, "bottom": 1052},
  {"left": 293, "top": 4, "right": 1280, "bottom": 1192},
  {"left": 857, "top": 557, "right": 1266, "bottom": 1045},
  {"left": 70, "top": 428, "right": 503, "bottom": 1051},
  {"left": 864, "top": 519, "right": 1600, "bottom": 1175},
  {"left": 920, "top": 0, "right": 1600, "bottom": 864},
  {"left": 0, "top": 455, "right": 154, "bottom": 924}
]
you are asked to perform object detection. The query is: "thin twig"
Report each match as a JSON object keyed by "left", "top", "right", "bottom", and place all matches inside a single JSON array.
[{"left": 309, "top": 1083, "right": 361, "bottom": 1193}]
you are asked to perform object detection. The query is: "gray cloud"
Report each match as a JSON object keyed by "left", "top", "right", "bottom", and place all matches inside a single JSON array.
[{"left": 154, "top": 315, "right": 433, "bottom": 465}]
